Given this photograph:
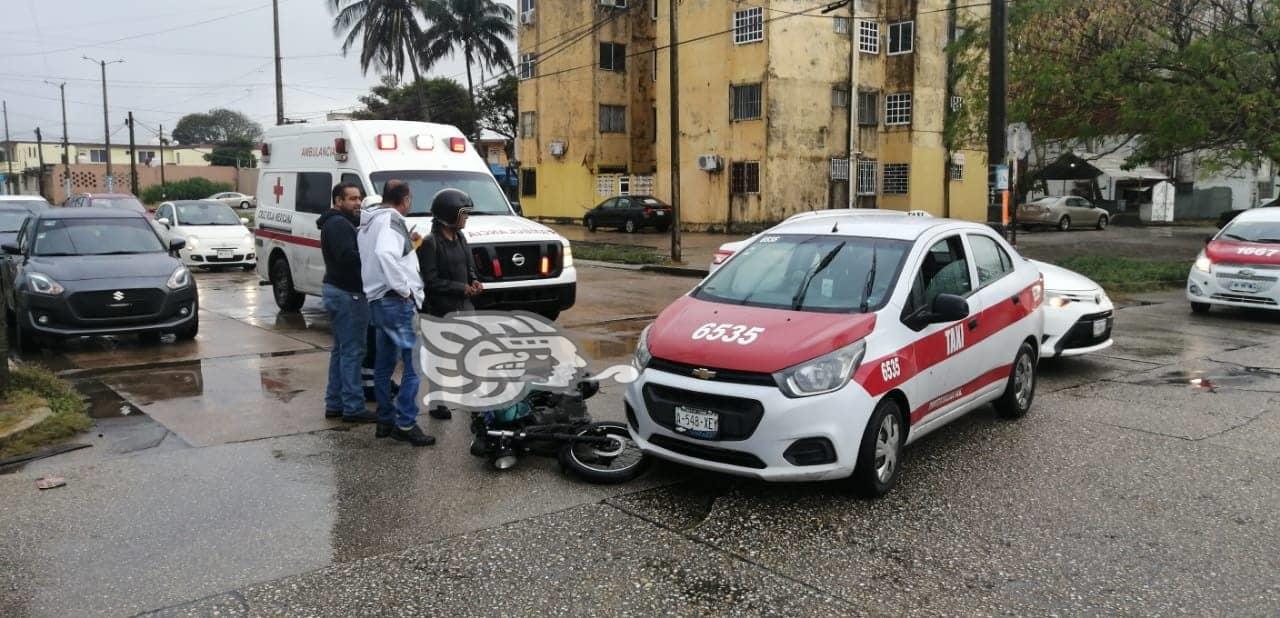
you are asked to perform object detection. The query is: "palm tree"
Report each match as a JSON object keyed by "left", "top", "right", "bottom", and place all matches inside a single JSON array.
[
  {"left": 329, "top": 0, "right": 429, "bottom": 83},
  {"left": 418, "top": 0, "right": 515, "bottom": 136}
]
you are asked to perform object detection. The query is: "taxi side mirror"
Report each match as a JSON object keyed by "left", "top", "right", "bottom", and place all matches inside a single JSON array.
[{"left": 929, "top": 294, "right": 970, "bottom": 324}]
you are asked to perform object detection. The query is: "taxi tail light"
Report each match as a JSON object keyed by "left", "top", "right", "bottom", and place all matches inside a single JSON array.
[
  {"left": 376, "top": 134, "right": 398, "bottom": 150},
  {"left": 1031, "top": 275, "right": 1044, "bottom": 308},
  {"left": 712, "top": 249, "right": 735, "bottom": 265},
  {"left": 449, "top": 137, "right": 467, "bottom": 153}
]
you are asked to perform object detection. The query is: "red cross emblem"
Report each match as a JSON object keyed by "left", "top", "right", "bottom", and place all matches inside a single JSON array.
[{"left": 273, "top": 177, "right": 284, "bottom": 204}]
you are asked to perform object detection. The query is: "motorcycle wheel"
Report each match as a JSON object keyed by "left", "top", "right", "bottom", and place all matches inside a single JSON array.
[{"left": 558, "top": 421, "right": 649, "bottom": 484}]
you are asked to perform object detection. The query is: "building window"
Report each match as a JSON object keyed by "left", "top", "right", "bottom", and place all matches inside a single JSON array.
[
  {"left": 831, "top": 86, "right": 849, "bottom": 108},
  {"left": 652, "top": 49, "right": 658, "bottom": 82},
  {"left": 730, "top": 161, "right": 760, "bottom": 194},
  {"left": 833, "top": 16, "right": 851, "bottom": 35},
  {"left": 888, "top": 21, "right": 914, "bottom": 55},
  {"left": 858, "top": 20, "right": 879, "bottom": 54},
  {"left": 520, "top": 112, "right": 536, "bottom": 139},
  {"left": 519, "top": 0, "right": 534, "bottom": 23},
  {"left": 599, "top": 105, "right": 626, "bottom": 133},
  {"left": 651, "top": 106, "right": 658, "bottom": 143},
  {"left": 883, "top": 163, "right": 909, "bottom": 194},
  {"left": 599, "top": 42, "right": 626, "bottom": 72},
  {"left": 858, "top": 91, "right": 878, "bottom": 126},
  {"left": 733, "top": 7, "right": 764, "bottom": 44},
  {"left": 651, "top": 0, "right": 657, "bottom": 20},
  {"left": 619, "top": 175, "right": 631, "bottom": 196},
  {"left": 521, "top": 168, "right": 536, "bottom": 197},
  {"left": 137, "top": 150, "right": 158, "bottom": 164},
  {"left": 296, "top": 172, "right": 334, "bottom": 214},
  {"left": 856, "top": 160, "right": 877, "bottom": 195},
  {"left": 730, "top": 83, "right": 762, "bottom": 121},
  {"left": 830, "top": 157, "right": 849, "bottom": 181},
  {"left": 885, "top": 92, "right": 912, "bottom": 125},
  {"left": 950, "top": 162, "right": 964, "bottom": 180},
  {"left": 89, "top": 149, "right": 107, "bottom": 163},
  {"left": 519, "top": 53, "right": 537, "bottom": 80}
]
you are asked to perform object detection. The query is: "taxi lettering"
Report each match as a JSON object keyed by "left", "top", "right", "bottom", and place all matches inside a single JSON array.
[
  {"left": 944, "top": 323, "right": 965, "bottom": 356},
  {"left": 1235, "top": 247, "right": 1280, "bottom": 257},
  {"left": 690, "top": 323, "right": 764, "bottom": 345},
  {"left": 880, "top": 357, "right": 902, "bottom": 382}
]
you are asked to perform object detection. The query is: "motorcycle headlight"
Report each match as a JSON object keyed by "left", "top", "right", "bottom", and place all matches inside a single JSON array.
[
  {"left": 1194, "top": 252, "right": 1212, "bottom": 273},
  {"left": 27, "top": 272, "right": 65, "bottom": 296},
  {"left": 562, "top": 245, "right": 574, "bottom": 268},
  {"left": 773, "top": 339, "right": 866, "bottom": 398},
  {"left": 167, "top": 266, "right": 192, "bottom": 289},
  {"left": 634, "top": 324, "right": 652, "bottom": 369}
]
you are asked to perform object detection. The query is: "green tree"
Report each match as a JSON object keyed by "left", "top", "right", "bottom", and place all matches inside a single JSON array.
[
  {"left": 329, "top": 0, "right": 429, "bottom": 83},
  {"left": 418, "top": 0, "right": 515, "bottom": 138},
  {"left": 171, "top": 109, "right": 262, "bottom": 145},
  {"left": 477, "top": 74, "right": 517, "bottom": 153},
  {"left": 354, "top": 76, "right": 477, "bottom": 130},
  {"left": 204, "top": 138, "right": 259, "bottom": 168}
]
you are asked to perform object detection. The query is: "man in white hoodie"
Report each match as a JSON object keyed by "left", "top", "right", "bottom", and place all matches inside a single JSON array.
[{"left": 358, "top": 181, "right": 434, "bottom": 446}]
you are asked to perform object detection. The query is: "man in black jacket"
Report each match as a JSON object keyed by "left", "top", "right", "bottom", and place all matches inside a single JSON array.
[
  {"left": 417, "top": 188, "right": 482, "bottom": 420},
  {"left": 319, "top": 182, "right": 377, "bottom": 423}
]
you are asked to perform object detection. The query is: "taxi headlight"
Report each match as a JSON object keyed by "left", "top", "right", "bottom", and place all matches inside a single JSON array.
[
  {"left": 562, "top": 245, "right": 574, "bottom": 268},
  {"left": 167, "top": 266, "right": 192, "bottom": 290},
  {"left": 774, "top": 339, "right": 866, "bottom": 398},
  {"left": 1194, "top": 253, "right": 1213, "bottom": 274},
  {"left": 633, "top": 324, "right": 652, "bottom": 369},
  {"left": 1047, "top": 293, "right": 1071, "bottom": 308}
]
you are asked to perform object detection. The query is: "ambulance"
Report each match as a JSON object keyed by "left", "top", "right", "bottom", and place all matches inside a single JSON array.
[
  {"left": 625, "top": 212, "right": 1045, "bottom": 496},
  {"left": 253, "top": 120, "right": 576, "bottom": 318}
]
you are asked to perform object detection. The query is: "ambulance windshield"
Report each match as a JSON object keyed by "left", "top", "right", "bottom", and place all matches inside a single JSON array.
[{"left": 370, "top": 171, "right": 513, "bottom": 216}]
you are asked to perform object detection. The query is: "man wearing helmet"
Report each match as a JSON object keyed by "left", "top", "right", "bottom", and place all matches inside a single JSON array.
[{"left": 417, "top": 188, "right": 484, "bottom": 420}]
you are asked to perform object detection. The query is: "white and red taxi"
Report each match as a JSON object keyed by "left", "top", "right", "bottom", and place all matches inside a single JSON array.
[
  {"left": 1188, "top": 208, "right": 1280, "bottom": 313},
  {"left": 626, "top": 212, "right": 1045, "bottom": 496}
]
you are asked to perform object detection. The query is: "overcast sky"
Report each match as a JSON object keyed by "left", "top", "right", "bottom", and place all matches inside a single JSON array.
[{"left": 0, "top": 0, "right": 515, "bottom": 146}]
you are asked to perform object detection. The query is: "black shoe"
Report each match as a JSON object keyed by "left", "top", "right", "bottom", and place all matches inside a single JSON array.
[
  {"left": 375, "top": 422, "right": 394, "bottom": 438},
  {"left": 391, "top": 424, "right": 436, "bottom": 446},
  {"left": 325, "top": 409, "right": 343, "bottom": 419},
  {"left": 429, "top": 405, "right": 452, "bottom": 420},
  {"left": 342, "top": 411, "right": 379, "bottom": 424}
]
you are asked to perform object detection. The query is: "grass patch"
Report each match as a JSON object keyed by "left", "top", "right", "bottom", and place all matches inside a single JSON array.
[
  {"left": 0, "top": 364, "right": 91, "bottom": 460},
  {"left": 571, "top": 241, "right": 669, "bottom": 265},
  {"left": 1051, "top": 255, "right": 1192, "bottom": 294}
]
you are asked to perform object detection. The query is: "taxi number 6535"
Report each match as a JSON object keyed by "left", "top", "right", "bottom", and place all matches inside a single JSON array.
[{"left": 691, "top": 323, "right": 765, "bottom": 345}]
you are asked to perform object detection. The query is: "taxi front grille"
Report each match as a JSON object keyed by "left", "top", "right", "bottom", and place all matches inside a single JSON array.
[
  {"left": 1058, "top": 310, "right": 1113, "bottom": 352},
  {"left": 1210, "top": 293, "right": 1279, "bottom": 306},
  {"left": 642, "top": 383, "right": 764, "bottom": 441}
]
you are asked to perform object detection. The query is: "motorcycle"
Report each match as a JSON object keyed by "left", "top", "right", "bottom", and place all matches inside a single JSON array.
[{"left": 468, "top": 379, "right": 649, "bottom": 484}]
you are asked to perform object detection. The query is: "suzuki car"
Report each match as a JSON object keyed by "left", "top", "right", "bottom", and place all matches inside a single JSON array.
[
  {"left": 629, "top": 211, "right": 1044, "bottom": 496},
  {"left": 1188, "top": 207, "right": 1280, "bottom": 313}
]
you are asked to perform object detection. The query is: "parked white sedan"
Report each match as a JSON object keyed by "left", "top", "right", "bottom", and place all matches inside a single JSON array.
[
  {"left": 154, "top": 200, "right": 257, "bottom": 269},
  {"left": 711, "top": 219, "right": 1113, "bottom": 360},
  {"left": 207, "top": 192, "right": 256, "bottom": 209}
]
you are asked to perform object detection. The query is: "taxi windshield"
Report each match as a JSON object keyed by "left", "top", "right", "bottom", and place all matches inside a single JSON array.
[
  {"left": 1221, "top": 219, "right": 1280, "bottom": 244},
  {"left": 695, "top": 234, "right": 911, "bottom": 313}
]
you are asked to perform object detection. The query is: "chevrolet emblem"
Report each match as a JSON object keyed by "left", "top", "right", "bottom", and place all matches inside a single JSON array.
[{"left": 691, "top": 368, "right": 717, "bottom": 380}]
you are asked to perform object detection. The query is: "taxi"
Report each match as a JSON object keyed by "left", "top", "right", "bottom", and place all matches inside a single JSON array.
[
  {"left": 1187, "top": 207, "right": 1280, "bottom": 313},
  {"left": 625, "top": 212, "right": 1045, "bottom": 496}
]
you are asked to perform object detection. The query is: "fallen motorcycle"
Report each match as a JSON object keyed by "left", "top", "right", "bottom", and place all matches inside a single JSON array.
[{"left": 468, "top": 380, "right": 649, "bottom": 484}]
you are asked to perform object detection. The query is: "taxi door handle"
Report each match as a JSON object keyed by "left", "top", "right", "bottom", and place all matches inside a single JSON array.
[{"left": 967, "top": 318, "right": 979, "bottom": 331}]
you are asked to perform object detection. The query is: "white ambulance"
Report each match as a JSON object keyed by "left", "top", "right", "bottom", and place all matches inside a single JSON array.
[{"left": 253, "top": 120, "right": 576, "bottom": 319}]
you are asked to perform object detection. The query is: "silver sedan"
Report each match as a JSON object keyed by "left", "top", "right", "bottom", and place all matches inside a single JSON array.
[
  {"left": 1019, "top": 196, "right": 1110, "bottom": 232},
  {"left": 207, "top": 192, "right": 257, "bottom": 209}
]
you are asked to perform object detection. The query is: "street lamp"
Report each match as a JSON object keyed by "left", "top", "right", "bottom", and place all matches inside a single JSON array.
[{"left": 82, "top": 55, "right": 124, "bottom": 192}]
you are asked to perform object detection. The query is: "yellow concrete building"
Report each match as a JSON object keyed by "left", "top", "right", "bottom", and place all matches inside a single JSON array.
[{"left": 517, "top": 0, "right": 990, "bottom": 229}]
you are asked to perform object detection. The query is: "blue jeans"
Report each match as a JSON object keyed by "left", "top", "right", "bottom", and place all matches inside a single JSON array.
[
  {"left": 322, "top": 284, "right": 370, "bottom": 415},
  {"left": 370, "top": 295, "right": 420, "bottom": 428}
]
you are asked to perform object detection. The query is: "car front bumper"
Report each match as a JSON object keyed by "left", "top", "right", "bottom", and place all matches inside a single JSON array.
[
  {"left": 1041, "top": 294, "right": 1115, "bottom": 358},
  {"left": 180, "top": 246, "right": 256, "bottom": 267},
  {"left": 472, "top": 268, "right": 577, "bottom": 312},
  {"left": 1187, "top": 267, "right": 1280, "bottom": 311},
  {"left": 21, "top": 284, "right": 198, "bottom": 337},
  {"left": 624, "top": 367, "right": 872, "bottom": 482}
]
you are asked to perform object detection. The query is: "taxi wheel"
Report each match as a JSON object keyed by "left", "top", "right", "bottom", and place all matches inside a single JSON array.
[
  {"left": 849, "top": 398, "right": 905, "bottom": 498},
  {"left": 995, "top": 342, "right": 1037, "bottom": 419}
]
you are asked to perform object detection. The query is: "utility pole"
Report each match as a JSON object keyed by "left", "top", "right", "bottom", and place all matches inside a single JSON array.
[
  {"left": 159, "top": 124, "right": 167, "bottom": 199},
  {"left": 46, "top": 81, "right": 71, "bottom": 199},
  {"left": 667, "top": 0, "right": 682, "bottom": 262},
  {"left": 2, "top": 101, "right": 11, "bottom": 195},
  {"left": 126, "top": 112, "right": 139, "bottom": 194},
  {"left": 84, "top": 56, "right": 125, "bottom": 192},
  {"left": 35, "top": 128, "right": 46, "bottom": 201},
  {"left": 273, "top": 0, "right": 285, "bottom": 125},
  {"left": 988, "top": 0, "right": 1009, "bottom": 236}
]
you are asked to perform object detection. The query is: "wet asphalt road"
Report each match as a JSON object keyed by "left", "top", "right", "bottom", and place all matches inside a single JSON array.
[{"left": 1, "top": 266, "right": 1279, "bottom": 616}]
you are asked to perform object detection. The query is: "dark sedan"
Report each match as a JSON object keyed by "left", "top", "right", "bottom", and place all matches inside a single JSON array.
[
  {"left": 583, "top": 195, "right": 673, "bottom": 233},
  {"left": 0, "top": 204, "right": 36, "bottom": 249},
  {"left": 1, "top": 208, "right": 197, "bottom": 352}
]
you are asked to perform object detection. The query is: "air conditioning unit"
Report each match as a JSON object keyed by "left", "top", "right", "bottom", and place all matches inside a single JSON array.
[
  {"left": 549, "top": 140, "right": 566, "bottom": 157},
  {"left": 697, "top": 154, "right": 722, "bottom": 172},
  {"left": 520, "top": 10, "right": 534, "bottom": 24}
]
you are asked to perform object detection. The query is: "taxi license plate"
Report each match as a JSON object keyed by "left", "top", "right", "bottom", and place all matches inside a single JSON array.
[
  {"left": 1229, "top": 281, "right": 1259, "bottom": 293},
  {"left": 217, "top": 249, "right": 234, "bottom": 259},
  {"left": 674, "top": 406, "right": 718, "bottom": 438},
  {"left": 1092, "top": 319, "right": 1107, "bottom": 337}
]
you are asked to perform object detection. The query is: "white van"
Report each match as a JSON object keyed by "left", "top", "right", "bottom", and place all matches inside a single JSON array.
[{"left": 254, "top": 120, "right": 576, "bottom": 319}]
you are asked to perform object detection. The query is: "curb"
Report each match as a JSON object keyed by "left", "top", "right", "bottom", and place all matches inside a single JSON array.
[{"left": 577, "top": 260, "right": 710, "bottom": 278}]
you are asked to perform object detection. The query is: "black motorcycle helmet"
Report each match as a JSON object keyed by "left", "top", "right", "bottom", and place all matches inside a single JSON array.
[{"left": 430, "top": 188, "right": 474, "bottom": 226}]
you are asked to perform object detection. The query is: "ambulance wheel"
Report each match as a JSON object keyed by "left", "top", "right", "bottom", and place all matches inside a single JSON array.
[
  {"left": 849, "top": 398, "right": 904, "bottom": 498},
  {"left": 270, "top": 256, "right": 305, "bottom": 312},
  {"left": 994, "top": 342, "right": 1037, "bottom": 419}
]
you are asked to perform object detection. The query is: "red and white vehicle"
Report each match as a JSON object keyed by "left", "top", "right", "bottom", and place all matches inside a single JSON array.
[
  {"left": 1188, "top": 207, "right": 1280, "bottom": 313},
  {"left": 626, "top": 212, "right": 1044, "bottom": 496}
]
